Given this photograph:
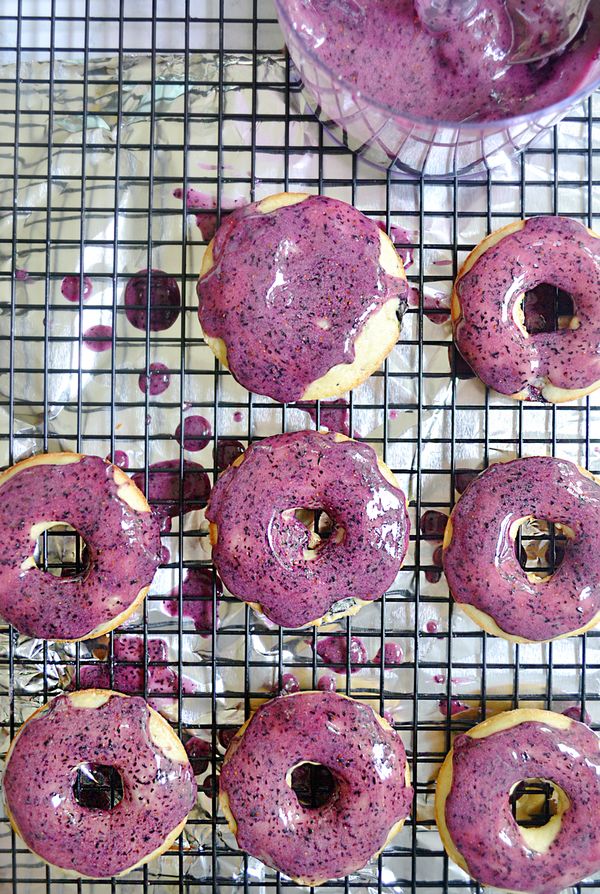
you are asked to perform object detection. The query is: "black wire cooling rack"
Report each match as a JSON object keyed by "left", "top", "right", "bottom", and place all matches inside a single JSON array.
[{"left": 0, "top": 2, "right": 600, "bottom": 893}]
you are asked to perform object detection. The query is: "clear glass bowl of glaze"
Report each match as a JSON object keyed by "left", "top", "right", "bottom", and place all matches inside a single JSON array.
[{"left": 274, "top": 0, "right": 600, "bottom": 177}]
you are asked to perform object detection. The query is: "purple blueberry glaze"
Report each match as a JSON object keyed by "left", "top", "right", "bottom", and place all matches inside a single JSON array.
[
  {"left": 61, "top": 275, "right": 92, "bottom": 302},
  {"left": 287, "top": 1, "right": 600, "bottom": 122},
  {"left": 124, "top": 269, "right": 181, "bottom": 332},
  {"left": 132, "top": 460, "right": 210, "bottom": 521},
  {"left": 173, "top": 187, "right": 246, "bottom": 241},
  {"left": 443, "top": 456, "right": 600, "bottom": 641},
  {"left": 316, "top": 673, "right": 337, "bottom": 692},
  {"left": 76, "top": 636, "right": 197, "bottom": 709},
  {"left": 443, "top": 715, "right": 600, "bottom": 892},
  {"left": 138, "top": 362, "right": 171, "bottom": 396},
  {"left": 185, "top": 736, "right": 211, "bottom": 775},
  {"left": 174, "top": 415, "right": 212, "bottom": 452},
  {"left": 315, "top": 635, "right": 368, "bottom": 673},
  {"left": 162, "top": 567, "right": 221, "bottom": 635},
  {"left": 207, "top": 430, "right": 410, "bottom": 628},
  {"left": 15, "top": 268, "right": 28, "bottom": 281},
  {"left": 420, "top": 509, "right": 449, "bottom": 538},
  {"left": 280, "top": 673, "right": 300, "bottom": 694},
  {"left": 0, "top": 454, "right": 161, "bottom": 641},
  {"left": 438, "top": 698, "right": 470, "bottom": 717},
  {"left": 83, "top": 324, "right": 112, "bottom": 352},
  {"left": 219, "top": 691, "right": 413, "bottom": 883},
  {"left": 197, "top": 195, "right": 407, "bottom": 403},
  {"left": 455, "top": 218, "right": 600, "bottom": 400},
  {"left": 375, "top": 642, "right": 404, "bottom": 666},
  {"left": 3, "top": 692, "right": 197, "bottom": 878},
  {"left": 106, "top": 450, "right": 129, "bottom": 470},
  {"left": 300, "top": 399, "right": 350, "bottom": 436},
  {"left": 214, "top": 438, "right": 245, "bottom": 471}
]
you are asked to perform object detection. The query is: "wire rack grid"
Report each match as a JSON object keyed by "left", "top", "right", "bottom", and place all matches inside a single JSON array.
[{"left": 0, "top": 2, "right": 599, "bottom": 893}]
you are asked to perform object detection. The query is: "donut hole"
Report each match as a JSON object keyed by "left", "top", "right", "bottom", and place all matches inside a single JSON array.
[
  {"left": 509, "top": 777, "right": 571, "bottom": 831},
  {"left": 514, "top": 517, "right": 569, "bottom": 580},
  {"left": 523, "top": 284, "right": 575, "bottom": 334},
  {"left": 287, "top": 761, "right": 337, "bottom": 809},
  {"left": 73, "top": 762, "right": 123, "bottom": 810},
  {"left": 33, "top": 522, "right": 91, "bottom": 579},
  {"left": 289, "top": 508, "right": 340, "bottom": 559}
]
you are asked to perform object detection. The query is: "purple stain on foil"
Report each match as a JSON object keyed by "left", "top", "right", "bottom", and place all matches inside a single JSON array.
[
  {"left": 425, "top": 545, "right": 444, "bottom": 583},
  {"left": 218, "top": 727, "right": 237, "bottom": 750},
  {"left": 185, "top": 737, "right": 211, "bottom": 775},
  {"left": 202, "top": 773, "right": 218, "bottom": 797},
  {"left": 124, "top": 269, "right": 181, "bottom": 332},
  {"left": 233, "top": 411, "right": 243, "bottom": 422},
  {"left": 132, "top": 459, "right": 210, "bottom": 520},
  {"left": 105, "top": 450, "right": 129, "bottom": 470},
  {"left": 173, "top": 187, "right": 246, "bottom": 241},
  {"left": 450, "top": 346, "right": 477, "bottom": 379},
  {"left": 83, "top": 324, "right": 112, "bottom": 352},
  {"left": 61, "top": 275, "right": 93, "bottom": 302},
  {"left": 316, "top": 674, "right": 337, "bottom": 692},
  {"left": 425, "top": 620, "right": 439, "bottom": 634},
  {"left": 280, "top": 673, "right": 300, "bottom": 694},
  {"left": 300, "top": 399, "right": 350, "bottom": 436},
  {"left": 162, "top": 567, "right": 221, "bottom": 636},
  {"left": 562, "top": 706, "right": 592, "bottom": 725},
  {"left": 439, "top": 698, "right": 470, "bottom": 717},
  {"left": 160, "top": 544, "right": 171, "bottom": 565},
  {"left": 175, "top": 415, "right": 212, "bottom": 452},
  {"left": 374, "top": 642, "right": 404, "bottom": 665},
  {"left": 138, "top": 362, "right": 171, "bottom": 395},
  {"left": 455, "top": 469, "right": 480, "bottom": 494},
  {"left": 408, "top": 286, "right": 450, "bottom": 324},
  {"left": 433, "top": 673, "right": 446, "bottom": 683},
  {"left": 314, "top": 635, "right": 368, "bottom": 674},
  {"left": 419, "top": 509, "right": 449, "bottom": 538},
  {"left": 15, "top": 268, "right": 28, "bottom": 281},
  {"left": 75, "top": 635, "right": 197, "bottom": 709},
  {"left": 214, "top": 438, "right": 245, "bottom": 471}
]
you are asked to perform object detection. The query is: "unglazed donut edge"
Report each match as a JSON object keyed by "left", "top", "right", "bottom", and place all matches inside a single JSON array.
[
  {"left": 198, "top": 192, "right": 405, "bottom": 402},
  {"left": 0, "top": 452, "right": 155, "bottom": 643},
  {"left": 434, "top": 708, "right": 574, "bottom": 892},
  {"left": 3, "top": 690, "right": 194, "bottom": 879},
  {"left": 219, "top": 690, "right": 412, "bottom": 886},
  {"left": 442, "top": 457, "right": 600, "bottom": 644},
  {"left": 209, "top": 431, "right": 409, "bottom": 629},
  {"left": 451, "top": 218, "right": 600, "bottom": 404}
]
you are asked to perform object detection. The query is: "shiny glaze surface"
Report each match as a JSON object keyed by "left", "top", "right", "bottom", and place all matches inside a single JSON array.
[
  {"left": 284, "top": 0, "right": 600, "bottom": 122},
  {"left": 454, "top": 217, "right": 600, "bottom": 399},
  {"left": 0, "top": 455, "right": 161, "bottom": 640},
  {"left": 3, "top": 693, "right": 197, "bottom": 877},
  {"left": 207, "top": 430, "right": 410, "bottom": 627},
  {"left": 220, "top": 691, "right": 413, "bottom": 883},
  {"left": 197, "top": 195, "right": 406, "bottom": 403},
  {"left": 443, "top": 456, "right": 600, "bottom": 641},
  {"left": 444, "top": 717, "right": 600, "bottom": 892}
]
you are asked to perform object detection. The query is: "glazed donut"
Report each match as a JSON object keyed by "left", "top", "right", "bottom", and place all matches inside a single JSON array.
[
  {"left": 206, "top": 429, "right": 410, "bottom": 628},
  {"left": 3, "top": 690, "right": 197, "bottom": 878},
  {"left": 0, "top": 453, "right": 161, "bottom": 641},
  {"left": 219, "top": 691, "right": 413, "bottom": 885},
  {"left": 197, "top": 192, "right": 407, "bottom": 403},
  {"left": 442, "top": 455, "right": 600, "bottom": 643},
  {"left": 452, "top": 216, "right": 600, "bottom": 403},
  {"left": 435, "top": 708, "right": 600, "bottom": 893}
]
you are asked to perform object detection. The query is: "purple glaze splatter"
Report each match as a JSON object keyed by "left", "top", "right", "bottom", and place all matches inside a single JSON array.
[
  {"left": 214, "top": 438, "right": 245, "bottom": 471},
  {"left": 280, "top": 673, "right": 300, "bottom": 694},
  {"left": 425, "top": 620, "right": 439, "bottom": 634},
  {"left": 300, "top": 399, "right": 350, "bottom": 437},
  {"left": 138, "top": 362, "right": 171, "bottom": 396},
  {"left": 105, "top": 450, "right": 129, "bottom": 470},
  {"left": 219, "top": 691, "right": 413, "bottom": 884},
  {"left": 3, "top": 693, "right": 197, "bottom": 878},
  {"left": 426, "top": 545, "right": 444, "bottom": 584},
  {"left": 420, "top": 510, "right": 449, "bottom": 538},
  {"left": 315, "top": 635, "right": 368, "bottom": 674},
  {"left": 124, "top": 269, "right": 181, "bottom": 332},
  {"left": 0, "top": 455, "right": 161, "bottom": 640},
  {"left": 374, "top": 642, "right": 404, "bottom": 666},
  {"left": 376, "top": 221, "right": 414, "bottom": 270},
  {"left": 316, "top": 674, "right": 337, "bottom": 692},
  {"left": 132, "top": 459, "right": 210, "bottom": 521},
  {"left": 443, "top": 456, "right": 600, "bottom": 641},
  {"left": 233, "top": 410, "right": 243, "bottom": 422},
  {"left": 61, "top": 275, "right": 92, "bottom": 302},
  {"left": 455, "top": 470, "right": 479, "bottom": 494},
  {"left": 15, "top": 268, "right": 28, "bottom": 281},
  {"left": 175, "top": 415, "right": 212, "bottom": 452},
  {"left": 438, "top": 698, "right": 471, "bottom": 717},
  {"left": 162, "top": 567, "right": 221, "bottom": 636},
  {"left": 444, "top": 716, "right": 600, "bottom": 892},
  {"left": 185, "top": 736, "right": 211, "bottom": 775},
  {"left": 83, "top": 324, "right": 112, "bottom": 352},
  {"left": 562, "top": 705, "right": 592, "bottom": 725},
  {"left": 173, "top": 187, "right": 246, "bottom": 241},
  {"left": 198, "top": 195, "right": 407, "bottom": 403},
  {"left": 207, "top": 430, "right": 410, "bottom": 628},
  {"left": 408, "top": 286, "right": 450, "bottom": 324}
]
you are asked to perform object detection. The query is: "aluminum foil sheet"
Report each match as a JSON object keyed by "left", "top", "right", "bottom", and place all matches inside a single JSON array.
[{"left": 0, "top": 10, "right": 599, "bottom": 894}]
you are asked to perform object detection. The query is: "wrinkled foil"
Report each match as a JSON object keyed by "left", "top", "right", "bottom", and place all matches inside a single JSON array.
[{"left": 0, "top": 12, "right": 599, "bottom": 894}]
